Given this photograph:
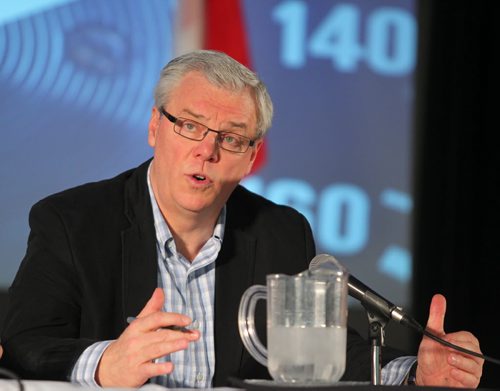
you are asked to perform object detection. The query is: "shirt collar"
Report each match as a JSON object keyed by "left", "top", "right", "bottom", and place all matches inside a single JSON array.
[{"left": 146, "top": 161, "right": 225, "bottom": 260}]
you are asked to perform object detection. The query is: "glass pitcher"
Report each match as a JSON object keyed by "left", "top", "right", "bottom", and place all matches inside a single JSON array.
[{"left": 238, "top": 258, "right": 349, "bottom": 384}]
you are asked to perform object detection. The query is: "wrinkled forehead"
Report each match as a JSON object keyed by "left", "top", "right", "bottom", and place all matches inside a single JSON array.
[{"left": 168, "top": 73, "right": 258, "bottom": 130}]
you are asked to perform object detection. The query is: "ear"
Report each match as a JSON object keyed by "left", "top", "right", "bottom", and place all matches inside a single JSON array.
[
  {"left": 245, "top": 139, "right": 264, "bottom": 176},
  {"left": 148, "top": 107, "right": 161, "bottom": 147}
]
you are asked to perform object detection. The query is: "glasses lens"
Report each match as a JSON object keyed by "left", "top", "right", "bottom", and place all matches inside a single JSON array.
[
  {"left": 219, "top": 133, "right": 249, "bottom": 153},
  {"left": 175, "top": 118, "right": 206, "bottom": 140}
]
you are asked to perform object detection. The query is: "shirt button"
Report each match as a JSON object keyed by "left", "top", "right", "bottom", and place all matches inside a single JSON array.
[
  {"left": 191, "top": 320, "right": 200, "bottom": 330},
  {"left": 196, "top": 373, "right": 204, "bottom": 382}
]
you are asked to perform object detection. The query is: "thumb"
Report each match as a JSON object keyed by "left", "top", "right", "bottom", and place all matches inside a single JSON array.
[
  {"left": 137, "top": 287, "right": 164, "bottom": 318},
  {"left": 425, "top": 293, "right": 447, "bottom": 336}
]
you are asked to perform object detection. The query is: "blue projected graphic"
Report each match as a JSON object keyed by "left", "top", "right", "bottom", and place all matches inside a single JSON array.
[
  {"left": 0, "top": 0, "right": 176, "bottom": 286},
  {"left": 272, "top": 2, "right": 415, "bottom": 74},
  {"left": 0, "top": 1, "right": 77, "bottom": 25},
  {"left": 242, "top": 0, "right": 415, "bottom": 301},
  {"left": 0, "top": 0, "right": 175, "bottom": 129}
]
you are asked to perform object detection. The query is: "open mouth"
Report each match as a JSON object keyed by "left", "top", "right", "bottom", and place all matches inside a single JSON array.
[{"left": 193, "top": 174, "right": 206, "bottom": 181}]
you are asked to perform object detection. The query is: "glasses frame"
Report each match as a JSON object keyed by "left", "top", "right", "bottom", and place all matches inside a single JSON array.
[{"left": 159, "top": 107, "right": 256, "bottom": 153}]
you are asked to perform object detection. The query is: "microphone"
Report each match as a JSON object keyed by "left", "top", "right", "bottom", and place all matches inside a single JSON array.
[
  {"left": 309, "top": 254, "right": 500, "bottom": 366},
  {"left": 309, "top": 254, "right": 422, "bottom": 332}
]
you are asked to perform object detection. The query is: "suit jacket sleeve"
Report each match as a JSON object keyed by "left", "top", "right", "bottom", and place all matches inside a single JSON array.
[
  {"left": 1, "top": 199, "right": 97, "bottom": 380},
  {"left": 1, "top": 161, "right": 158, "bottom": 381}
]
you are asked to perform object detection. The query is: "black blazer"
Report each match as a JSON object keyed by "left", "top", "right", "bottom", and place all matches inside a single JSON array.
[{"left": 1, "top": 159, "right": 403, "bottom": 385}]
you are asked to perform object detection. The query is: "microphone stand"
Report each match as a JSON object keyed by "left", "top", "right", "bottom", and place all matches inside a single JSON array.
[{"left": 362, "top": 303, "right": 389, "bottom": 385}]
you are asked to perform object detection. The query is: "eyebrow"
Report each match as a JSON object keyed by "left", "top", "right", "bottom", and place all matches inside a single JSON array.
[{"left": 180, "top": 109, "right": 248, "bottom": 131}]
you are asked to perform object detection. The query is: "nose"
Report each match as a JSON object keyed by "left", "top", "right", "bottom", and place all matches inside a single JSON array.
[{"left": 192, "top": 131, "right": 220, "bottom": 162}]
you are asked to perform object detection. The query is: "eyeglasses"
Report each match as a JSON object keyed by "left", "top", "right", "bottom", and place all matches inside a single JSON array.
[{"left": 159, "top": 107, "right": 256, "bottom": 153}]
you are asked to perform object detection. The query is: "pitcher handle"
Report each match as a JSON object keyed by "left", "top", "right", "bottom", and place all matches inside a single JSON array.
[{"left": 238, "top": 284, "right": 267, "bottom": 367}]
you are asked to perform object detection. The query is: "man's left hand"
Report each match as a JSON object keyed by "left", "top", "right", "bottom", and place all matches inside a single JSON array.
[{"left": 415, "top": 294, "right": 483, "bottom": 388}]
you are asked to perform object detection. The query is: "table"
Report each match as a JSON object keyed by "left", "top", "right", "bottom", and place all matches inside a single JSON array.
[{"left": 0, "top": 379, "right": 239, "bottom": 390}]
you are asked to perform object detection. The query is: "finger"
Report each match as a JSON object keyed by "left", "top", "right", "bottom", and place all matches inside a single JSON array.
[
  {"left": 130, "top": 327, "right": 200, "bottom": 351},
  {"left": 449, "top": 350, "right": 484, "bottom": 370},
  {"left": 449, "top": 352, "right": 484, "bottom": 374},
  {"left": 122, "top": 328, "right": 200, "bottom": 363},
  {"left": 136, "top": 337, "right": 194, "bottom": 363},
  {"left": 450, "top": 367, "right": 482, "bottom": 389},
  {"left": 151, "top": 338, "right": 193, "bottom": 359},
  {"left": 140, "top": 361, "right": 174, "bottom": 380},
  {"left": 137, "top": 288, "right": 165, "bottom": 318},
  {"left": 446, "top": 331, "right": 481, "bottom": 350},
  {"left": 444, "top": 332, "right": 483, "bottom": 366},
  {"left": 446, "top": 340, "right": 482, "bottom": 360},
  {"left": 154, "top": 327, "right": 201, "bottom": 342},
  {"left": 130, "top": 311, "right": 194, "bottom": 333},
  {"left": 425, "top": 293, "right": 446, "bottom": 336}
]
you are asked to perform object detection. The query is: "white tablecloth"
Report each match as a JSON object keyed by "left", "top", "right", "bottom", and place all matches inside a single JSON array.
[{"left": 0, "top": 379, "right": 240, "bottom": 390}]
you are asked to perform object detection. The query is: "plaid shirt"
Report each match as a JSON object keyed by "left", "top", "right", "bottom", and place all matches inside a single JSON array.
[
  {"left": 71, "top": 163, "right": 223, "bottom": 387},
  {"left": 147, "top": 166, "right": 222, "bottom": 388}
]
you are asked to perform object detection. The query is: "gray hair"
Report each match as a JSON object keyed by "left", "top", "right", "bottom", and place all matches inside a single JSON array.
[{"left": 153, "top": 49, "right": 273, "bottom": 138}]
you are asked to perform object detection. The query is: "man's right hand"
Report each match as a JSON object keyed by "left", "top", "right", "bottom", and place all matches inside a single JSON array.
[{"left": 96, "top": 288, "right": 200, "bottom": 387}]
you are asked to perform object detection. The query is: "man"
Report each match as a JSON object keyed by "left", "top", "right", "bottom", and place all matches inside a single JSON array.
[{"left": 1, "top": 50, "right": 483, "bottom": 388}]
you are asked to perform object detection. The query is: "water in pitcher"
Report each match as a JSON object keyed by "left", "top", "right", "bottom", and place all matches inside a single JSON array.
[{"left": 267, "top": 326, "right": 346, "bottom": 384}]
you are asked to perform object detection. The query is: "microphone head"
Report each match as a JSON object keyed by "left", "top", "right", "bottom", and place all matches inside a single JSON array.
[
  {"left": 308, "top": 253, "right": 334, "bottom": 269},
  {"left": 308, "top": 253, "right": 349, "bottom": 276}
]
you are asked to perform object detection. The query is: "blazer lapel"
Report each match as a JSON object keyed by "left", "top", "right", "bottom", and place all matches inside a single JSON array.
[
  {"left": 121, "top": 160, "right": 158, "bottom": 325},
  {"left": 213, "top": 219, "right": 257, "bottom": 385},
  {"left": 121, "top": 224, "right": 157, "bottom": 321}
]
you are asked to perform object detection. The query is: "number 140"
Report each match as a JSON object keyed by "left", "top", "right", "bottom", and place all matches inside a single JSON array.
[{"left": 273, "top": 1, "right": 416, "bottom": 76}]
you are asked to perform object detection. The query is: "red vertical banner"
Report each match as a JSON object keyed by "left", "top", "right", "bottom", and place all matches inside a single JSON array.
[{"left": 204, "top": 0, "right": 267, "bottom": 174}]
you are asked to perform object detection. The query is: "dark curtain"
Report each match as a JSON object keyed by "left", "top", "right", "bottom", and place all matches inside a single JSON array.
[{"left": 412, "top": 0, "right": 499, "bottom": 389}]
